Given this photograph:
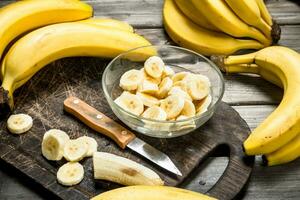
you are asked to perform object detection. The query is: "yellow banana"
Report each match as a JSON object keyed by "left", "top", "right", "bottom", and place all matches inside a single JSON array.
[
  {"left": 224, "top": 0, "right": 272, "bottom": 38},
  {"left": 0, "top": 23, "right": 155, "bottom": 112},
  {"left": 0, "top": 0, "right": 92, "bottom": 61},
  {"left": 2, "top": 18, "right": 135, "bottom": 87},
  {"left": 174, "top": 0, "right": 219, "bottom": 31},
  {"left": 256, "top": 0, "right": 273, "bottom": 26},
  {"left": 191, "top": 0, "right": 271, "bottom": 46},
  {"left": 91, "top": 186, "right": 216, "bottom": 200},
  {"left": 163, "top": 0, "right": 264, "bottom": 56},
  {"left": 213, "top": 46, "right": 300, "bottom": 155},
  {"left": 264, "top": 134, "right": 300, "bottom": 166}
]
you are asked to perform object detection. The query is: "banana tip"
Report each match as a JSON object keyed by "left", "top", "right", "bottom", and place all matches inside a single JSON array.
[
  {"left": 210, "top": 55, "right": 226, "bottom": 72},
  {"left": 271, "top": 20, "right": 281, "bottom": 44},
  {"left": 0, "top": 87, "right": 11, "bottom": 118}
]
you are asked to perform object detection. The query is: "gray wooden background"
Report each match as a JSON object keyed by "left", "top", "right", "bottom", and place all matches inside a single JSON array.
[{"left": 0, "top": 0, "right": 300, "bottom": 199}]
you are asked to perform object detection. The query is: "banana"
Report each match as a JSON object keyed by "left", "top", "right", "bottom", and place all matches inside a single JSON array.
[
  {"left": 213, "top": 46, "right": 300, "bottom": 155},
  {"left": 120, "top": 69, "right": 143, "bottom": 91},
  {"left": 140, "top": 68, "right": 161, "bottom": 85},
  {"left": 173, "top": 81, "right": 187, "bottom": 92},
  {"left": 142, "top": 106, "right": 167, "bottom": 121},
  {"left": 195, "top": 95, "right": 212, "bottom": 115},
  {"left": 7, "top": 113, "right": 33, "bottom": 134},
  {"left": 160, "top": 95, "right": 185, "bottom": 120},
  {"left": 256, "top": 0, "right": 273, "bottom": 26},
  {"left": 93, "top": 152, "right": 164, "bottom": 186},
  {"left": 163, "top": 0, "right": 264, "bottom": 56},
  {"left": 44, "top": 129, "right": 70, "bottom": 144},
  {"left": 172, "top": 72, "right": 190, "bottom": 83},
  {"left": 136, "top": 92, "right": 160, "bottom": 108},
  {"left": 114, "top": 92, "right": 144, "bottom": 116},
  {"left": 174, "top": 0, "right": 219, "bottom": 32},
  {"left": 137, "top": 80, "right": 159, "bottom": 95},
  {"left": 0, "top": 0, "right": 92, "bottom": 64},
  {"left": 144, "top": 56, "right": 165, "bottom": 78},
  {"left": 42, "top": 132, "right": 66, "bottom": 161},
  {"left": 263, "top": 134, "right": 300, "bottom": 166},
  {"left": 184, "top": 74, "right": 210, "bottom": 101},
  {"left": 162, "top": 66, "right": 175, "bottom": 78},
  {"left": 175, "top": 115, "right": 196, "bottom": 130},
  {"left": 224, "top": 0, "right": 272, "bottom": 38},
  {"left": 0, "top": 22, "right": 154, "bottom": 112},
  {"left": 76, "top": 136, "right": 98, "bottom": 157},
  {"left": 79, "top": 18, "right": 134, "bottom": 33},
  {"left": 180, "top": 99, "right": 196, "bottom": 117},
  {"left": 156, "top": 77, "right": 173, "bottom": 99},
  {"left": 91, "top": 185, "right": 216, "bottom": 200},
  {"left": 190, "top": 0, "right": 271, "bottom": 46},
  {"left": 63, "top": 139, "right": 88, "bottom": 162},
  {"left": 57, "top": 162, "right": 84, "bottom": 186},
  {"left": 168, "top": 87, "right": 192, "bottom": 101}
]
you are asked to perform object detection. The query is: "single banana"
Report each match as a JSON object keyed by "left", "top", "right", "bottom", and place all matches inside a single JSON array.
[
  {"left": 156, "top": 77, "right": 173, "bottom": 99},
  {"left": 76, "top": 136, "right": 98, "bottom": 157},
  {"left": 142, "top": 106, "right": 167, "bottom": 121},
  {"left": 263, "top": 133, "right": 300, "bottom": 166},
  {"left": 225, "top": 0, "right": 272, "bottom": 38},
  {"left": 91, "top": 186, "right": 216, "bottom": 200},
  {"left": 190, "top": 0, "right": 271, "bottom": 45},
  {"left": 213, "top": 46, "right": 300, "bottom": 155},
  {"left": 114, "top": 92, "right": 144, "bottom": 116},
  {"left": 174, "top": 0, "right": 219, "bottom": 32},
  {"left": 79, "top": 18, "right": 134, "bottom": 33},
  {"left": 0, "top": 0, "right": 92, "bottom": 64},
  {"left": 163, "top": 0, "right": 264, "bottom": 56},
  {"left": 144, "top": 56, "right": 165, "bottom": 78},
  {"left": 136, "top": 92, "right": 160, "bottom": 108},
  {"left": 42, "top": 132, "right": 66, "bottom": 161},
  {"left": 160, "top": 95, "right": 185, "bottom": 120},
  {"left": 7, "top": 113, "right": 33, "bottom": 134},
  {"left": 0, "top": 22, "right": 154, "bottom": 112},
  {"left": 93, "top": 152, "right": 164, "bottom": 186},
  {"left": 57, "top": 162, "right": 84, "bottom": 186},
  {"left": 120, "top": 69, "right": 143, "bottom": 91},
  {"left": 63, "top": 139, "right": 88, "bottom": 162},
  {"left": 256, "top": 0, "right": 273, "bottom": 26},
  {"left": 180, "top": 99, "right": 196, "bottom": 117}
]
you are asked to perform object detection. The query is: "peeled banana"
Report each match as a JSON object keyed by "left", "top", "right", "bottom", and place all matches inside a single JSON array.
[
  {"left": 93, "top": 152, "right": 164, "bottom": 186},
  {"left": 163, "top": 0, "right": 264, "bottom": 56},
  {"left": 212, "top": 46, "right": 300, "bottom": 156},
  {"left": 91, "top": 185, "right": 216, "bottom": 200},
  {"left": 0, "top": 22, "right": 154, "bottom": 112}
]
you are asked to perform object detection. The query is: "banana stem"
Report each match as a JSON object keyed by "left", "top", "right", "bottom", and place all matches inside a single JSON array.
[{"left": 225, "top": 52, "right": 257, "bottom": 65}]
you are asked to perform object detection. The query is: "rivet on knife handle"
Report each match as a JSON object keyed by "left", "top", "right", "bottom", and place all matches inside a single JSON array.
[{"left": 63, "top": 96, "right": 136, "bottom": 149}]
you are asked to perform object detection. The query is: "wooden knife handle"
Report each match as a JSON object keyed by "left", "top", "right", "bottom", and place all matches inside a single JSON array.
[{"left": 63, "top": 96, "right": 136, "bottom": 149}]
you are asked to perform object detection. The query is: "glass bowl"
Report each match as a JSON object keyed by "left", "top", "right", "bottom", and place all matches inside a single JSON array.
[{"left": 102, "top": 45, "right": 224, "bottom": 138}]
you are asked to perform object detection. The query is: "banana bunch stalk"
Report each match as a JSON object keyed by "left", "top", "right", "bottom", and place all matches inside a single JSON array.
[
  {"left": 0, "top": 0, "right": 155, "bottom": 116},
  {"left": 163, "top": 0, "right": 280, "bottom": 56},
  {"left": 211, "top": 46, "right": 300, "bottom": 166}
]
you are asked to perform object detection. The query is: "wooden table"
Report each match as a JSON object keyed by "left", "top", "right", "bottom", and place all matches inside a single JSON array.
[{"left": 0, "top": 0, "right": 300, "bottom": 199}]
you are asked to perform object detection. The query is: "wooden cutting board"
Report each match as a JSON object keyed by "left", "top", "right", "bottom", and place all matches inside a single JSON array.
[{"left": 0, "top": 58, "right": 254, "bottom": 200}]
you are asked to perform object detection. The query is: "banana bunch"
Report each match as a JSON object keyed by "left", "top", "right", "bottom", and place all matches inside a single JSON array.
[
  {"left": 163, "top": 0, "right": 280, "bottom": 56},
  {"left": 211, "top": 46, "right": 300, "bottom": 166},
  {"left": 0, "top": 0, "right": 155, "bottom": 115}
]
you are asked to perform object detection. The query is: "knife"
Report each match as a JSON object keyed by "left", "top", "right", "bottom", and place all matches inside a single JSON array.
[{"left": 63, "top": 96, "right": 182, "bottom": 176}]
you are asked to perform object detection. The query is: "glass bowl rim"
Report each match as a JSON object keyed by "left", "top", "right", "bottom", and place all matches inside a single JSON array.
[{"left": 102, "top": 44, "right": 225, "bottom": 124}]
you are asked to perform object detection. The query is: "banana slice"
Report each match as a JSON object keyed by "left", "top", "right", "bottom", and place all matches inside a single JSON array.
[
  {"left": 63, "top": 139, "right": 88, "bottom": 162},
  {"left": 137, "top": 80, "right": 159, "bottom": 95},
  {"left": 142, "top": 106, "right": 167, "bottom": 120},
  {"left": 160, "top": 95, "right": 184, "bottom": 120},
  {"left": 141, "top": 68, "right": 161, "bottom": 85},
  {"left": 42, "top": 133, "right": 65, "bottom": 161},
  {"left": 172, "top": 72, "right": 190, "bottom": 83},
  {"left": 184, "top": 74, "right": 210, "bottom": 100},
  {"left": 114, "top": 92, "right": 144, "bottom": 116},
  {"left": 57, "top": 162, "right": 84, "bottom": 186},
  {"left": 173, "top": 81, "right": 187, "bottom": 92},
  {"left": 120, "top": 69, "right": 143, "bottom": 91},
  {"left": 156, "top": 77, "right": 173, "bottom": 99},
  {"left": 136, "top": 92, "right": 160, "bottom": 107},
  {"left": 144, "top": 56, "right": 164, "bottom": 78},
  {"left": 195, "top": 95, "right": 212, "bottom": 115},
  {"left": 162, "top": 66, "right": 175, "bottom": 78},
  {"left": 175, "top": 115, "right": 196, "bottom": 130},
  {"left": 181, "top": 99, "right": 196, "bottom": 117},
  {"left": 43, "top": 129, "right": 69, "bottom": 143},
  {"left": 76, "top": 136, "right": 98, "bottom": 157},
  {"left": 168, "top": 86, "right": 192, "bottom": 101},
  {"left": 7, "top": 113, "right": 33, "bottom": 134}
]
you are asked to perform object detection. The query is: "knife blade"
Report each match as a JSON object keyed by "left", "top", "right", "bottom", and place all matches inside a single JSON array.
[{"left": 63, "top": 96, "right": 182, "bottom": 176}]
